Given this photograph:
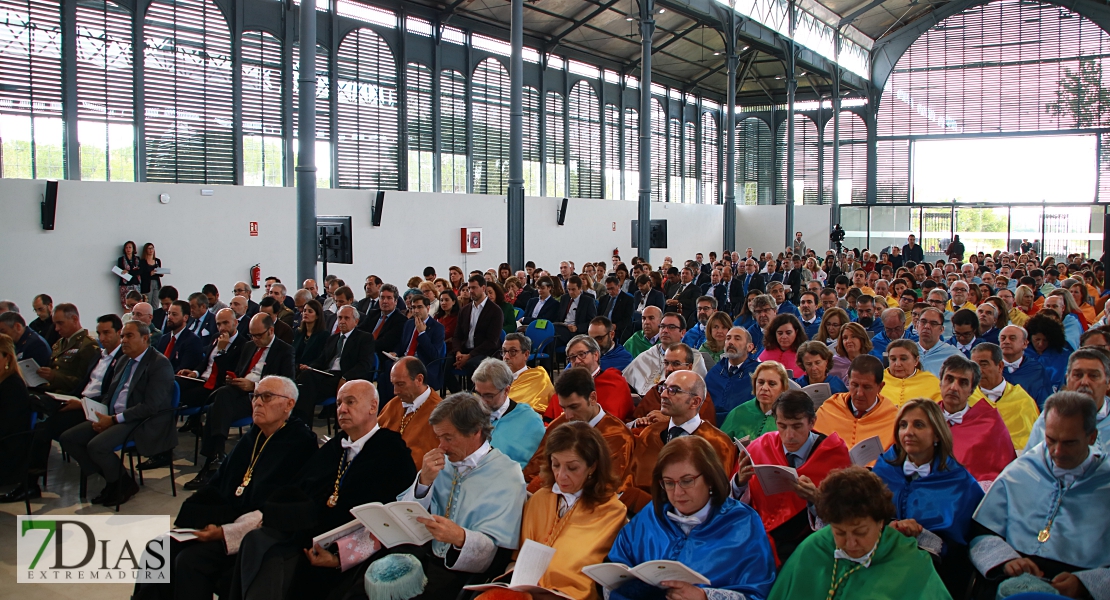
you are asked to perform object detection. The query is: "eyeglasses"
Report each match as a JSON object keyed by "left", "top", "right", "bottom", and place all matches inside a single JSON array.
[
  {"left": 663, "top": 360, "right": 691, "bottom": 369},
  {"left": 659, "top": 323, "right": 682, "bottom": 331},
  {"left": 249, "top": 330, "right": 270, "bottom": 339},
  {"left": 656, "top": 384, "right": 694, "bottom": 396},
  {"left": 234, "top": 288, "right": 250, "bottom": 293},
  {"left": 566, "top": 350, "right": 596, "bottom": 362},
  {"left": 502, "top": 348, "right": 523, "bottom": 357},
  {"left": 476, "top": 391, "right": 503, "bottom": 402},
  {"left": 927, "top": 299, "right": 946, "bottom": 305},
  {"left": 660, "top": 473, "right": 703, "bottom": 491},
  {"left": 250, "top": 392, "right": 292, "bottom": 404},
  {"left": 919, "top": 319, "right": 943, "bottom": 328}
]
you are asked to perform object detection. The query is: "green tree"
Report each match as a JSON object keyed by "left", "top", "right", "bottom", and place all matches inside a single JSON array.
[{"left": 1045, "top": 57, "right": 1110, "bottom": 128}]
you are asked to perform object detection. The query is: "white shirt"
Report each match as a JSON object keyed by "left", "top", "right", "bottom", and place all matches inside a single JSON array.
[
  {"left": 246, "top": 339, "right": 274, "bottom": 383},
  {"left": 981, "top": 379, "right": 1008, "bottom": 402},
  {"left": 82, "top": 346, "right": 121, "bottom": 398},
  {"left": 329, "top": 332, "right": 349, "bottom": 371},
  {"left": 552, "top": 482, "right": 583, "bottom": 517},
  {"left": 669, "top": 413, "right": 702, "bottom": 436},
  {"left": 112, "top": 348, "right": 149, "bottom": 421},
  {"left": 511, "top": 366, "right": 528, "bottom": 381},
  {"left": 587, "top": 406, "right": 606, "bottom": 428},
  {"left": 468, "top": 298, "right": 487, "bottom": 349},
  {"left": 1098, "top": 398, "right": 1110, "bottom": 421},
  {"left": 490, "top": 396, "right": 511, "bottom": 423},
  {"left": 531, "top": 296, "right": 548, "bottom": 318},
  {"left": 834, "top": 540, "right": 880, "bottom": 568},
  {"left": 850, "top": 395, "right": 880, "bottom": 418},
  {"left": 201, "top": 332, "right": 238, "bottom": 380},
  {"left": 1003, "top": 355, "right": 1024, "bottom": 372},
  {"left": 565, "top": 295, "right": 581, "bottom": 324},
  {"left": 413, "top": 441, "right": 493, "bottom": 506},
  {"left": 943, "top": 404, "right": 970, "bottom": 426},
  {"left": 404, "top": 387, "right": 432, "bottom": 416},
  {"left": 1052, "top": 447, "right": 1101, "bottom": 486},
  {"left": 341, "top": 425, "right": 380, "bottom": 462},
  {"left": 666, "top": 501, "right": 712, "bottom": 535}
]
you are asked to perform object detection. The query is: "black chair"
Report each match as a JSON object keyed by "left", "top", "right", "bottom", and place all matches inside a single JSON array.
[{"left": 0, "top": 427, "right": 38, "bottom": 515}]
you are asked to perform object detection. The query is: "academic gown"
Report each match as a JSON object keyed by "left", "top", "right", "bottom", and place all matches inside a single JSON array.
[
  {"left": 629, "top": 385, "right": 717, "bottom": 426},
  {"left": 813, "top": 393, "right": 899, "bottom": 459},
  {"left": 795, "top": 374, "right": 848, "bottom": 395},
  {"left": 544, "top": 368, "right": 635, "bottom": 422},
  {"left": 705, "top": 355, "right": 759, "bottom": 425},
  {"left": 944, "top": 401, "right": 1016, "bottom": 483},
  {"left": 522, "top": 413, "right": 635, "bottom": 505},
  {"left": 1024, "top": 401, "right": 1110, "bottom": 455},
  {"left": 631, "top": 421, "right": 738, "bottom": 491},
  {"left": 745, "top": 431, "right": 851, "bottom": 565},
  {"left": 769, "top": 526, "right": 951, "bottom": 600},
  {"left": 1003, "top": 356, "right": 1050, "bottom": 408},
  {"left": 491, "top": 400, "right": 546, "bottom": 469},
  {"left": 969, "top": 384, "right": 1040, "bottom": 453},
  {"left": 623, "top": 344, "right": 708, "bottom": 395},
  {"left": 378, "top": 391, "right": 443, "bottom": 468},
  {"left": 607, "top": 499, "right": 777, "bottom": 600},
  {"left": 971, "top": 443, "right": 1110, "bottom": 589},
  {"left": 508, "top": 367, "right": 555, "bottom": 414},
  {"left": 1026, "top": 346, "right": 1070, "bottom": 397},
  {"left": 599, "top": 343, "right": 634, "bottom": 373},
  {"left": 521, "top": 489, "right": 627, "bottom": 600},
  {"left": 622, "top": 330, "right": 656, "bottom": 358},
  {"left": 720, "top": 399, "right": 778, "bottom": 441}
]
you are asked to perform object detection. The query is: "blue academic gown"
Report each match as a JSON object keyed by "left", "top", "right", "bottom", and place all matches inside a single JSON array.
[
  {"left": 800, "top": 317, "right": 821, "bottom": 340},
  {"left": 1026, "top": 345, "right": 1071, "bottom": 397},
  {"left": 600, "top": 343, "right": 634, "bottom": 373},
  {"left": 705, "top": 355, "right": 760, "bottom": 425},
  {"left": 682, "top": 323, "right": 707, "bottom": 350},
  {"left": 869, "top": 331, "right": 919, "bottom": 360},
  {"left": 1062, "top": 313, "right": 1082, "bottom": 352},
  {"left": 919, "top": 342, "right": 961, "bottom": 378},
  {"left": 777, "top": 301, "right": 801, "bottom": 318},
  {"left": 1023, "top": 400, "right": 1110, "bottom": 455},
  {"left": 607, "top": 499, "right": 777, "bottom": 600},
  {"left": 733, "top": 314, "right": 756, "bottom": 330},
  {"left": 795, "top": 374, "right": 847, "bottom": 394},
  {"left": 1004, "top": 357, "right": 1050, "bottom": 408},
  {"left": 747, "top": 324, "right": 765, "bottom": 357},
  {"left": 980, "top": 327, "right": 1000, "bottom": 345},
  {"left": 490, "top": 401, "right": 545, "bottom": 469},
  {"left": 873, "top": 449, "right": 984, "bottom": 555}
]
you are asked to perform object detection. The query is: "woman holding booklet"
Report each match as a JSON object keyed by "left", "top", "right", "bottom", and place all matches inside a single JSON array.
[
  {"left": 792, "top": 341, "right": 847, "bottom": 395},
  {"left": 474, "top": 421, "right": 626, "bottom": 600},
  {"left": 871, "top": 399, "right": 983, "bottom": 597},
  {"left": 768, "top": 467, "right": 951, "bottom": 599},
  {"left": 882, "top": 340, "right": 942, "bottom": 406},
  {"left": 605, "top": 436, "right": 776, "bottom": 600}
]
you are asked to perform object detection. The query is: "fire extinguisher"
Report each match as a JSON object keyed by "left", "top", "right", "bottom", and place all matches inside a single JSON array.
[{"left": 250, "top": 264, "right": 261, "bottom": 289}]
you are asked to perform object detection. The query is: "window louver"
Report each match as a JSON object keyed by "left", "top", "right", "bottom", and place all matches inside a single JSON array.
[
  {"left": 335, "top": 27, "right": 398, "bottom": 190},
  {"left": 650, "top": 99, "right": 665, "bottom": 201},
  {"left": 625, "top": 107, "right": 639, "bottom": 199},
  {"left": 669, "top": 117, "right": 681, "bottom": 202},
  {"left": 472, "top": 57, "right": 509, "bottom": 195},
  {"left": 604, "top": 103, "right": 620, "bottom": 199},
  {"left": 823, "top": 111, "right": 867, "bottom": 204},
  {"left": 738, "top": 117, "right": 774, "bottom": 205},
  {"left": 701, "top": 111, "right": 719, "bottom": 204},
  {"left": 523, "top": 85, "right": 540, "bottom": 195},
  {"left": 440, "top": 69, "right": 466, "bottom": 192},
  {"left": 144, "top": 0, "right": 234, "bottom": 184},
  {"left": 545, "top": 91, "right": 566, "bottom": 197},
  {"left": 776, "top": 114, "right": 819, "bottom": 204},
  {"left": 76, "top": 0, "right": 134, "bottom": 181},
  {"left": 568, "top": 80, "right": 600, "bottom": 198},
  {"left": 406, "top": 62, "right": 433, "bottom": 191},
  {"left": 684, "top": 120, "right": 696, "bottom": 203},
  {"left": 241, "top": 30, "right": 283, "bottom": 186}
]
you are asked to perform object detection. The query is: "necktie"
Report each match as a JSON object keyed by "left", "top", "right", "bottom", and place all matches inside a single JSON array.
[
  {"left": 335, "top": 334, "right": 346, "bottom": 362},
  {"left": 729, "top": 365, "right": 740, "bottom": 377},
  {"left": 373, "top": 317, "right": 385, "bottom": 339},
  {"left": 665, "top": 426, "right": 686, "bottom": 442},
  {"left": 246, "top": 346, "right": 266, "bottom": 375},
  {"left": 107, "top": 358, "right": 135, "bottom": 414},
  {"left": 787, "top": 453, "right": 801, "bottom": 469},
  {"left": 903, "top": 461, "right": 930, "bottom": 479},
  {"left": 163, "top": 335, "right": 176, "bottom": 358},
  {"left": 406, "top": 328, "right": 419, "bottom": 357},
  {"left": 607, "top": 297, "right": 616, "bottom": 319},
  {"left": 203, "top": 353, "right": 220, "bottom": 390}
]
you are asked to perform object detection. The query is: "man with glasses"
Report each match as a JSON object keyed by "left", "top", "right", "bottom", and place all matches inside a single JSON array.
[
  {"left": 187, "top": 313, "right": 296, "bottom": 490},
  {"left": 590, "top": 316, "right": 633, "bottom": 372},
  {"left": 681, "top": 295, "right": 718, "bottom": 350},
  {"left": 629, "top": 370, "right": 737, "bottom": 498},
  {"left": 171, "top": 307, "right": 247, "bottom": 451},
  {"left": 998, "top": 324, "right": 1049, "bottom": 407},
  {"left": 501, "top": 333, "right": 553, "bottom": 414},
  {"left": 232, "top": 281, "right": 259, "bottom": 319},
  {"left": 946, "top": 308, "right": 984, "bottom": 357},
  {"left": 870, "top": 308, "right": 911, "bottom": 360},
  {"left": 917, "top": 306, "right": 960, "bottom": 377},
  {"left": 470, "top": 358, "right": 544, "bottom": 468},
  {"left": 128, "top": 301, "right": 162, "bottom": 346},
  {"left": 927, "top": 288, "right": 954, "bottom": 339},
  {"left": 624, "top": 312, "right": 707, "bottom": 395},
  {"left": 747, "top": 294, "right": 779, "bottom": 356}
]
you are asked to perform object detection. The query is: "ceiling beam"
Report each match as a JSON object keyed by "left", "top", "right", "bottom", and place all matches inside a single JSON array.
[
  {"left": 549, "top": 0, "right": 625, "bottom": 46},
  {"left": 629, "top": 22, "right": 706, "bottom": 67},
  {"left": 837, "top": 0, "right": 887, "bottom": 28}
]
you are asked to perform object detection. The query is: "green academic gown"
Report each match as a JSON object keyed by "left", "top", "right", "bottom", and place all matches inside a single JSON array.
[
  {"left": 720, "top": 399, "right": 777, "bottom": 441},
  {"left": 623, "top": 331, "right": 656, "bottom": 358},
  {"left": 769, "top": 526, "right": 952, "bottom": 600}
]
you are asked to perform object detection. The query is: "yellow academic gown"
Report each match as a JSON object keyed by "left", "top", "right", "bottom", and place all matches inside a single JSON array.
[
  {"left": 510, "top": 367, "right": 556, "bottom": 414},
  {"left": 520, "top": 489, "right": 627, "bottom": 600},
  {"left": 882, "top": 369, "right": 942, "bottom": 407},
  {"left": 969, "top": 382, "right": 1041, "bottom": 451}
]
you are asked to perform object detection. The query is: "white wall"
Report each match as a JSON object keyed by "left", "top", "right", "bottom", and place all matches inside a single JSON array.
[
  {"left": 0, "top": 179, "right": 725, "bottom": 321},
  {"left": 735, "top": 204, "right": 834, "bottom": 257}
]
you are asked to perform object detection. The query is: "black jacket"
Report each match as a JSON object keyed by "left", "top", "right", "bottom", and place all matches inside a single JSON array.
[
  {"left": 598, "top": 292, "right": 635, "bottom": 339},
  {"left": 235, "top": 338, "right": 296, "bottom": 381},
  {"left": 310, "top": 329, "right": 377, "bottom": 381}
]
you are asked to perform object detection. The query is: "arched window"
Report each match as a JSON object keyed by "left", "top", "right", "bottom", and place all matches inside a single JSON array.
[
  {"left": 650, "top": 99, "right": 665, "bottom": 201},
  {"left": 737, "top": 116, "right": 773, "bottom": 205},
  {"left": 241, "top": 30, "right": 283, "bottom": 186},
  {"left": 701, "top": 111, "right": 719, "bottom": 204},
  {"left": 335, "top": 27, "right": 398, "bottom": 190},
  {"left": 523, "top": 86, "right": 540, "bottom": 196},
  {"left": 77, "top": 0, "right": 135, "bottom": 181},
  {"left": 545, "top": 91, "right": 566, "bottom": 197},
  {"left": 777, "top": 114, "right": 819, "bottom": 204},
  {"left": 823, "top": 111, "right": 867, "bottom": 205},
  {"left": 604, "top": 103, "right": 621, "bottom": 199},
  {"left": 144, "top": 0, "right": 234, "bottom": 184},
  {"left": 440, "top": 69, "right": 466, "bottom": 192},
  {"left": 568, "top": 80, "right": 601, "bottom": 198},
  {"left": 0, "top": 0, "right": 63, "bottom": 179},
  {"left": 292, "top": 44, "right": 331, "bottom": 188},
  {"left": 406, "top": 62, "right": 433, "bottom": 192},
  {"left": 472, "top": 57, "right": 509, "bottom": 194}
]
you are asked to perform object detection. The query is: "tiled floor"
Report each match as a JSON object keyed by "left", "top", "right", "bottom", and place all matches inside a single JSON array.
[{"left": 0, "top": 426, "right": 326, "bottom": 599}]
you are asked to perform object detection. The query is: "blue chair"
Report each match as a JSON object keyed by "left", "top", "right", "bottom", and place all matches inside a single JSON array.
[
  {"left": 319, "top": 396, "right": 337, "bottom": 435},
  {"left": 524, "top": 320, "right": 557, "bottom": 370},
  {"left": 230, "top": 415, "right": 254, "bottom": 436},
  {"left": 176, "top": 403, "right": 207, "bottom": 464},
  {"left": 513, "top": 307, "right": 522, "bottom": 320},
  {"left": 111, "top": 382, "right": 181, "bottom": 511}
]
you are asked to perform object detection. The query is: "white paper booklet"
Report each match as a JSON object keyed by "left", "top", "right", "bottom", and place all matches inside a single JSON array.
[
  {"left": 18, "top": 359, "right": 46, "bottom": 388},
  {"left": 80, "top": 398, "right": 109, "bottom": 423},
  {"left": 800, "top": 383, "right": 832, "bottom": 408},
  {"left": 463, "top": 539, "right": 573, "bottom": 599},
  {"left": 349, "top": 501, "right": 434, "bottom": 548},
  {"left": 849, "top": 435, "right": 883, "bottom": 466},
  {"left": 582, "top": 560, "right": 711, "bottom": 590},
  {"left": 753, "top": 464, "right": 799, "bottom": 495}
]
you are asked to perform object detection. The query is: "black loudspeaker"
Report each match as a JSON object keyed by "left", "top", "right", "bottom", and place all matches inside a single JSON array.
[
  {"left": 557, "top": 197, "right": 569, "bottom": 226},
  {"left": 41, "top": 180, "right": 58, "bottom": 230},
  {"left": 371, "top": 191, "right": 385, "bottom": 227}
]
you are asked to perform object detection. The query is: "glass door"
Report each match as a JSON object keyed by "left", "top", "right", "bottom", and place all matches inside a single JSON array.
[{"left": 921, "top": 206, "right": 953, "bottom": 265}]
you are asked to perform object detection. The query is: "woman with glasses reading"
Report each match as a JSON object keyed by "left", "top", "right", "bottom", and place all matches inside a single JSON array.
[
  {"left": 607, "top": 436, "right": 776, "bottom": 600},
  {"left": 721, "top": 361, "right": 790, "bottom": 442}
]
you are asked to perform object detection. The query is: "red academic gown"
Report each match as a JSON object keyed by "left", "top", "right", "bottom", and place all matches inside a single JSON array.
[
  {"left": 945, "top": 400, "right": 1016, "bottom": 483},
  {"left": 746, "top": 431, "right": 851, "bottom": 565},
  {"left": 544, "top": 368, "right": 634, "bottom": 421}
]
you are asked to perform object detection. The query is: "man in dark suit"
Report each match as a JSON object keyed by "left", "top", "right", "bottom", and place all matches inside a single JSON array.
[
  {"left": 360, "top": 284, "right": 406, "bottom": 399},
  {"left": 665, "top": 266, "right": 701, "bottom": 325},
  {"left": 740, "top": 259, "right": 766, "bottom": 298},
  {"left": 598, "top": 276, "right": 634, "bottom": 342},
  {"left": 782, "top": 255, "right": 805, "bottom": 304},
  {"left": 555, "top": 276, "right": 598, "bottom": 345},
  {"left": 59, "top": 321, "right": 176, "bottom": 506},
  {"left": 293, "top": 305, "right": 376, "bottom": 425},
  {"left": 185, "top": 313, "right": 297, "bottom": 490},
  {"left": 452, "top": 274, "right": 504, "bottom": 378},
  {"left": 396, "top": 295, "right": 446, "bottom": 391},
  {"left": 356, "top": 275, "right": 383, "bottom": 316},
  {"left": 230, "top": 295, "right": 252, "bottom": 337},
  {"left": 520, "top": 278, "right": 559, "bottom": 326},
  {"left": 258, "top": 297, "right": 294, "bottom": 344},
  {"left": 29, "top": 294, "right": 59, "bottom": 346},
  {"left": 662, "top": 267, "right": 682, "bottom": 299},
  {"left": 0, "top": 312, "right": 51, "bottom": 367},
  {"left": 631, "top": 274, "right": 666, "bottom": 332},
  {"left": 763, "top": 259, "right": 784, "bottom": 285},
  {"left": 154, "top": 300, "right": 206, "bottom": 373},
  {"left": 152, "top": 286, "right": 179, "bottom": 333},
  {"left": 721, "top": 266, "right": 743, "bottom": 315},
  {"left": 187, "top": 292, "right": 219, "bottom": 348}
]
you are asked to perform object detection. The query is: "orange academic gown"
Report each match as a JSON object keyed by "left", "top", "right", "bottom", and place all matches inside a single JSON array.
[
  {"left": 629, "top": 419, "right": 738, "bottom": 510},
  {"left": 813, "top": 392, "right": 898, "bottom": 460},
  {"left": 631, "top": 386, "right": 717, "bottom": 426},
  {"left": 544, "top": 368, "right": 635, "bottom": 421},
  {"left": 377, "top": 390, "right": 443, "bottom": 467},
  {"left": 522, "top": 412, "right": 636, "bottom": 508}
]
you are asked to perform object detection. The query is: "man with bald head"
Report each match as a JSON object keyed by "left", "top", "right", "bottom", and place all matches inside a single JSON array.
[
  {"left": 233, "top": 379, "right": 416, "bottom": 597},
  {"left": 705, "top": 326, "right": 760, "bottom": 424},
  {"left": 624, "top": 304, "right": 663, "bottom": 358},
  {"left": 296, "top": 305, "right": 377, "bottom": 425},
  {"left": 999, "top": 324, "right": 1049, "bottom": 407},
  {"left": 229, "top": 296, "right": 251, "bottom": 336},
  {"left": 232, "top": 281, "right": 259, "bottom": 319},
  {"left": 380, "top": 356, "right": 443, "bottom": 467},
  {"left": 187, "top": 313, "right": 297, "bottom": 490},
  {"left": 630, "top": 370, "right": 737, "bottom": 497},
  {"left": 129, "top": 301, "right": 162, "bottom": 345},
  {"left": 171, "top": 308, "right": 249, "bottom": 444}
]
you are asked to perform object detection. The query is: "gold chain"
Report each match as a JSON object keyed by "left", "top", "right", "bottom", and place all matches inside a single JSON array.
[
  {"left": 237, "top": 423, "right": 286, "bottom": 494},
  {"left": 826, "top": 558, "right": 864, "bottom": 600}
]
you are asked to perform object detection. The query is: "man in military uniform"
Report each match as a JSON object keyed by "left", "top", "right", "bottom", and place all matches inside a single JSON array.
[{"left": 34, "top": 303, "right": 101, "bottom": 396}]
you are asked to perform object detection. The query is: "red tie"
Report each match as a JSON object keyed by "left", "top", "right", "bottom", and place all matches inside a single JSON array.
[
  {"left": 406, "top": 329, "right": 419, "bottom": 357},
  {"left": 373, "top": 318, "right": 385, "bottom": 339},
  {"left": 245, "top": 347, "right": 265, "bottom": 376},
  {"left": 204, "top": 364, "right": 219, "bottom": 390},
  {"left": 163, "top": 335, "right": 176, "bottom": 358}
]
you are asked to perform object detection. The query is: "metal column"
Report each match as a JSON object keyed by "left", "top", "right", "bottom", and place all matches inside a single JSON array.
[
  {"left": 60, "top": 0, "right": 79, "bottom": 179},
  {"left": 723, "top": 18, "right": 737, "bottom": 251},
  {"left": 785, "top": 51, "right": 796, "bottom": 246},
  {"left": 296, "top": 0, "right": 319, "bottom": 285},
  {"left": 636, "top": 0, "right": 655, "bottom": 261},
  {"left": 831, "top": 69, "right": 841, "bottom": 229},
  {"left": 507, "top": 0, "right": 526, "bottom": 270}
]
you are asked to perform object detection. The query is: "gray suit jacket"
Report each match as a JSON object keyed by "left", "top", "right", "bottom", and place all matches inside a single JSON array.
[{"left": 107, "top": 349, "right": 177, "bottom": 456}]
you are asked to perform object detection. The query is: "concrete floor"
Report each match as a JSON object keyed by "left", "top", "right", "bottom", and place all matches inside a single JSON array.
[{"left": 0, "top": 426, "right": 327, "bottom": 599}]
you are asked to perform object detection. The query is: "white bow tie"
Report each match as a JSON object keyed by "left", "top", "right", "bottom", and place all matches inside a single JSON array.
[
  {"left": 340, "top": 437, "right": 358, "bottom": 450},
  {"left": 666, "top": 511, "right": 703, "bottom": 528},
  {"left": 903, "top": 461, "right": 931, "bottom": 478},
  {"left": 403, "top": 403, "right": 417, "bottom": 415},
  {"left": 945, "top": 412, "right": 964, "bottom": 426},
  {"left": 1003, "top": 359, "right": 1021, "bottom": 372}
]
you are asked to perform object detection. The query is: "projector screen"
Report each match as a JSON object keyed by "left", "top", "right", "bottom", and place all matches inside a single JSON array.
[{"left": 912, "top": 135, "right": 1097, "bottom": 204}]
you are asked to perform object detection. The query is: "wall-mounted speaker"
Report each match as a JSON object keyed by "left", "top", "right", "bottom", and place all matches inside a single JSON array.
[
  {"left": 41, "top": 180, "right": 58, "bottom": 230},
  {"left": 557, "top": 197, "right": 569, "bottom": 226},
  {"left": 371, "top": 191, "right": 385, "bottom": 227}
]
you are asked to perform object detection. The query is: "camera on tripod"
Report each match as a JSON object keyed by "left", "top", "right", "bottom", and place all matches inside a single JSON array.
[{"left": 830, "top": 224, "right": 845, "bottom": 255}]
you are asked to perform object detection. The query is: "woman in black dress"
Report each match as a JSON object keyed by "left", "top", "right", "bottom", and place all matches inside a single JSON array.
[
  {"left": 135, "top": 242, "right": 164, "bottom": 297},
  {"left": 116, "top": 240, "right": 141, "bottom": 308}
]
